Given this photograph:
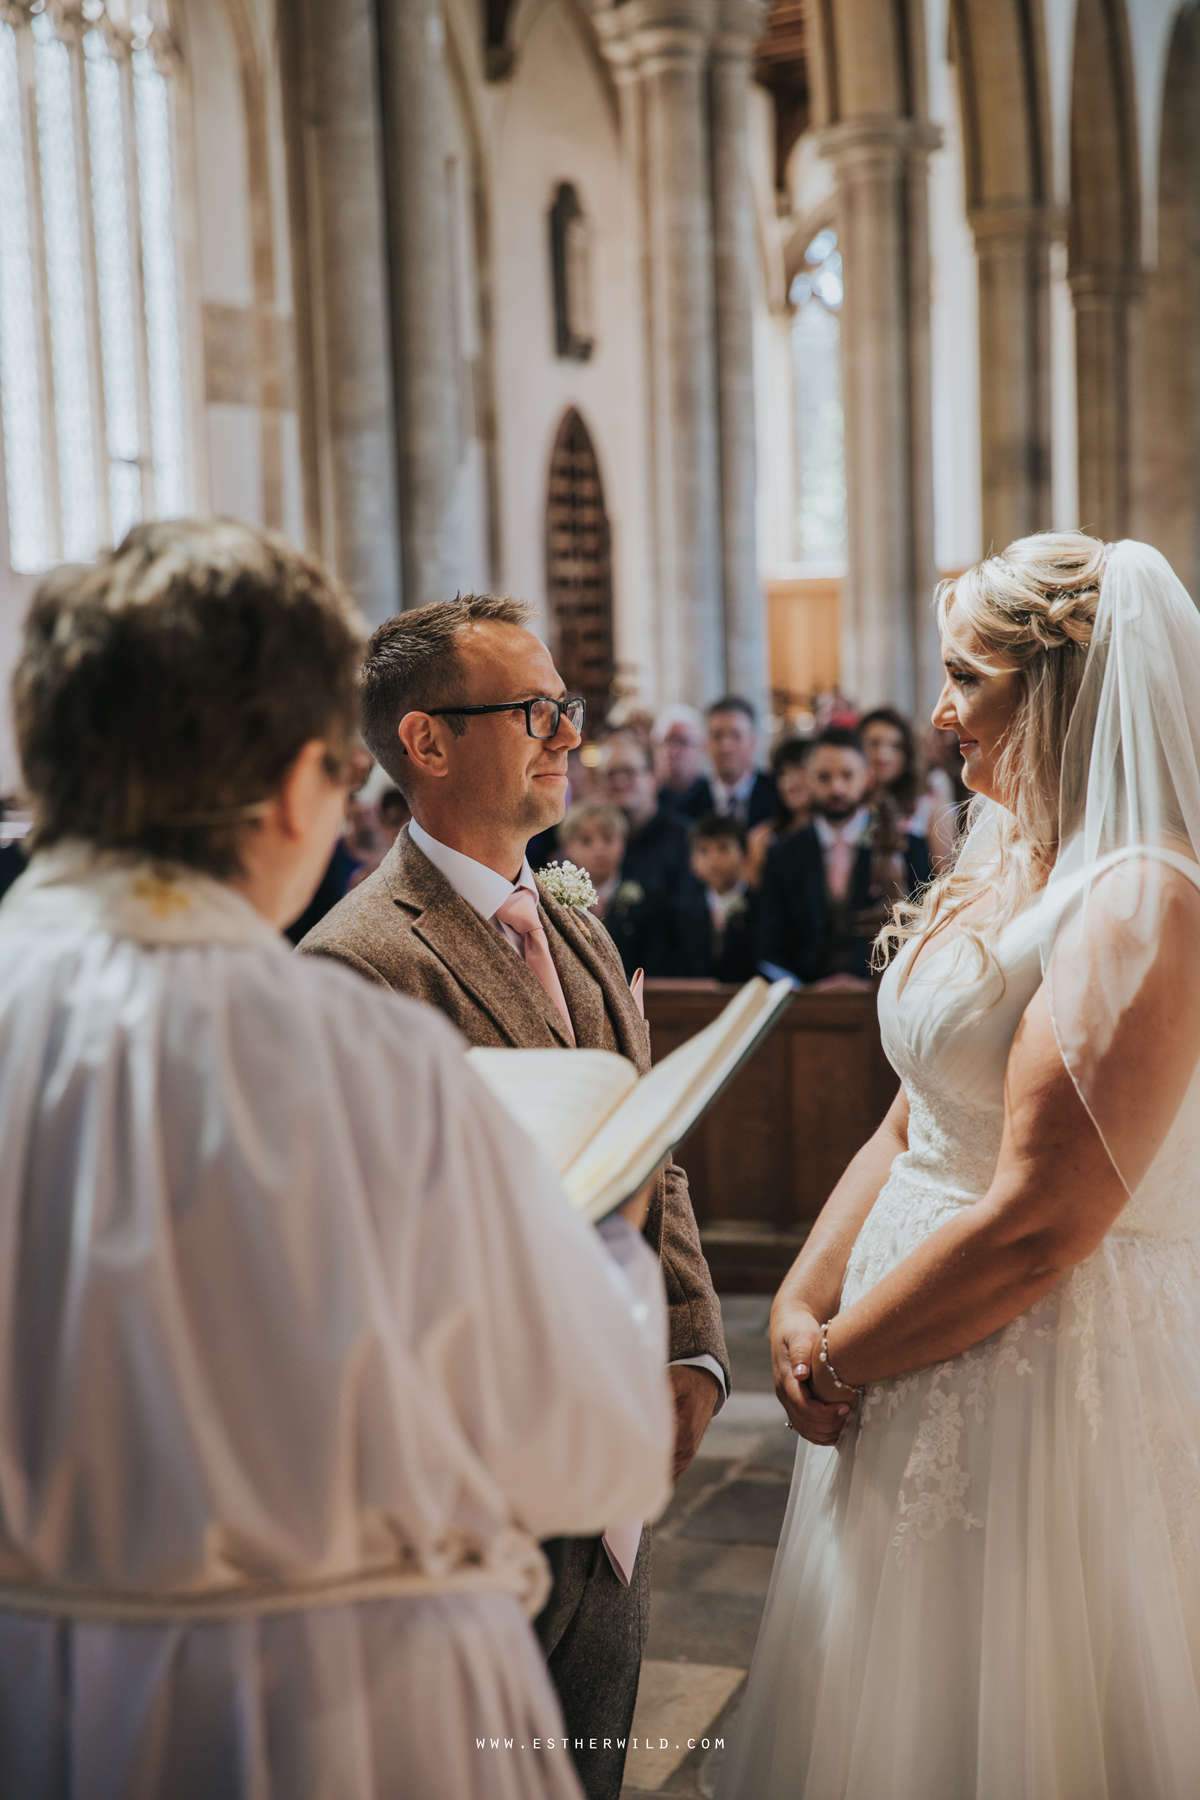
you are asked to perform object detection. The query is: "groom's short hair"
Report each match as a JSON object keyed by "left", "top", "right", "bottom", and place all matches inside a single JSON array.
[{"left": 361, "top": 594, "right": 532, "bottom": 788}]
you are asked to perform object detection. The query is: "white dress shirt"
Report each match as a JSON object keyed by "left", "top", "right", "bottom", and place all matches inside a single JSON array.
[
  {"left": 813, "top": 806, "right": 871, "bottom": 858},
  {"left": 709, "top": 768, "right": 758, "bottom": 820},
  {"left": 408, "top": 819, "right": 536, "bottom": 958},
  {"left": 409, "top": 821, "right": 726, "bottom": 1408}
]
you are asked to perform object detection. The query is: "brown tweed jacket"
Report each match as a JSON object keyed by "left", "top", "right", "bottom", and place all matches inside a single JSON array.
[{"left": 298, "top": 827, "right": 728, "bottom": 1382}]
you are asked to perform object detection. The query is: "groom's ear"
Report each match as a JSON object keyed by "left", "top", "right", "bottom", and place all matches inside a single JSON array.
[{"left": 397, "top": 711, "right": 451, "bottom": 781}]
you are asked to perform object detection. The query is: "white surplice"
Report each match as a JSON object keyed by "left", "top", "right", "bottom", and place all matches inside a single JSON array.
[{"left": 0, "top": 844, "right": 673, "bottom": 1800}]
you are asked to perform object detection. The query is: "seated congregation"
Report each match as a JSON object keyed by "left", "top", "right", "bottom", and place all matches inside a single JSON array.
[{"left": 526, "top": 699, "right": 952, "bottom": 992}]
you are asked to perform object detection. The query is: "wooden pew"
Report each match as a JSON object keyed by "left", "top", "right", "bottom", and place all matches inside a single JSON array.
[{"left": 645, "top": 982, "right": 898, "bottom": 1293}]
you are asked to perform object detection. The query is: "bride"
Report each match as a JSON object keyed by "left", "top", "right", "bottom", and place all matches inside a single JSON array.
[{"left": 719, "top": 533, "right": 1200, "bottom": 1800}]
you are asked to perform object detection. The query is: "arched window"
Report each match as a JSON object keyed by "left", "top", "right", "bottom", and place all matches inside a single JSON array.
[
  {"left": 545, "top": 409, "right": 613, "bottom": 727},
  {"left": 0, "top": 2, "right": 186, "bottom": 574},
  {"left": 789, "top": 227, "right": 845, "bottom": 567}
]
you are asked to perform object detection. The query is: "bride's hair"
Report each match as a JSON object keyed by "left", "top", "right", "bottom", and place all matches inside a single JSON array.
[{"left": 876, "top": 530, "right": 1107, "bottom": 986}]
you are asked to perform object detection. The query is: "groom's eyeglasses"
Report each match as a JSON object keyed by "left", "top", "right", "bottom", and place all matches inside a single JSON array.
[{"left": 426, "top": 696, "right": 586, "bottom": 740}]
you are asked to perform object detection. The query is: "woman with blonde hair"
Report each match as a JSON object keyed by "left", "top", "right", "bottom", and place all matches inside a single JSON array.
[{"left": 721, "top": 533, "right": 1200, "bottom": 1799}]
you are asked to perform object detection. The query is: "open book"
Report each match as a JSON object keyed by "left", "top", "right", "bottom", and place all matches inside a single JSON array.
[{"left": 467, "top": 976, "right": 794, "bottom": 1224}]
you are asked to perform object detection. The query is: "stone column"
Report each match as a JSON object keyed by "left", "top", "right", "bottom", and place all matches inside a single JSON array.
[
  {"left": 1071, "top": 271, "right": 1144, "bottom": 540},
  {"left": 711, "top": 0, "right": 768, "bottom": 715},
  {"left": 819, "top": 117, "right": 941, "bottom": 714},
  {"left": 279, "top": 0, "right": 402, "bottom": 623},
  {"left": 598, "top": 0, "right": 723, "bottom": 708},
  {"left": 641, "top": 0, "right": 724, "bottom": 705},
  {"left": 377, "top": 0, "right": 462, "bottom": 608},
  {"left": 598, "top": 32, "right": 660, "bottom": 703},
  {"left": 970, "top": 204, "right": 1058, "bottom": 553}
]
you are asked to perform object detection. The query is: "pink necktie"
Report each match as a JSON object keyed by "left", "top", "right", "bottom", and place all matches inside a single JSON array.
[
  {"left": 495, "top": 889, "right": 576, "bottom": 1045},
  {"left": 826, "top": 837, "right": 854, "bottom": 901}
]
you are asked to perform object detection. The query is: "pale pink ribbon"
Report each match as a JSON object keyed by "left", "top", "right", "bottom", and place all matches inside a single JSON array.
[{"left": 494, "top": 889, "right": 576, "bottom": 1045}]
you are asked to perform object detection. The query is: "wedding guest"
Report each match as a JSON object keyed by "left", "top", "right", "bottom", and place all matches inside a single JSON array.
[
  {"left": 557, "top": 798, "right": 629, "bottom": 920},
  {"left": 860, "top": 704, "right": 957, "bottom": 867},
  {"left": 284, "top": 740, "right": 373, "bottom": 943},
  {"left": 678, "top": 697, "right": 776, "bottom": 827},
  {"left": 297, "top": 594, "right": 727, "bottom": 1800},
  {"left": 348, "top": 787, "right": 413, "bottom": 889},
  {"left": 652, "top": 703, "right": 708, "bottom": 810},
  {"left": 599, "top": 732, "right": 710, "bottom": 979},
  {"left": 689, "top": 814, "right": 758, "bottom": 984},
  {"left": 0, "top": 521, "right": 673, "bottom": 1800},
  {"left": 378, "top": 784, "right": 411, "bottom": 844},
  {"left": 745, "top": 736, "right": 814, "bottom": 888},
  {"left": 756, "top": 725, "right": 931, "bottom": 988}
]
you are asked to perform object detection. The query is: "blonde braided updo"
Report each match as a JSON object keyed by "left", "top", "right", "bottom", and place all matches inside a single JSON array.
[{"left": 876, "top": 530, "right": 1107, "bottom": 993}]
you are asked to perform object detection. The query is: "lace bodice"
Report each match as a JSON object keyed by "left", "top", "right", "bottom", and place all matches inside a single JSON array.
[{"left": 845, "top": 880, "right": 1200, "bottom": 1305}]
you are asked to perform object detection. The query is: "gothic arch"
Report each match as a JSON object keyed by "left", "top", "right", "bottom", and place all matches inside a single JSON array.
[
  {"left": 545, "top": 409, "right": 614, "bottom": 729},
  {"left": 507, "top": 0, "right": 618, "bottom": 124},
  {"left": 1139, "top": 3, "right": 1200, "bottom": 595},
  {"left": 1069, "top": 0, "right": 1141, "bottom": 538},
  {"left": 950, "top": 0, "right": 1054, "bottom": 545}
]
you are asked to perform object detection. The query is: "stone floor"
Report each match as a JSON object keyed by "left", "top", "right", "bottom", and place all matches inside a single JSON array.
[{"left": 619, "top": 1295, "right": 794, "bottom": 1800}]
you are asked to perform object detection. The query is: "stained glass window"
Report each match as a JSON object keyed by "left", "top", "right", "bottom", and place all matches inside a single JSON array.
[
  {"left": 0, "top": 3, "right": 186, "bottom": 573},
  {"left": 790, "top": 229, "right": 846, "bottom": 567}
]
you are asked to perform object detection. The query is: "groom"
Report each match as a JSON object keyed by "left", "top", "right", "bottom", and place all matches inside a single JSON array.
[{"left": 298, "top": 593, "right": 728, "bottom": 1800}]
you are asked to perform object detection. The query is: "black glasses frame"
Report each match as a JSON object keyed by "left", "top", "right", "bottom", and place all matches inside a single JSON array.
[{"left": 426, "top": 696, "right": 586, "bottom": 740}]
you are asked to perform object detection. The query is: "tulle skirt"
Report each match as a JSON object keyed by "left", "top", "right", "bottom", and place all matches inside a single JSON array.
[
  {"left": 0, "top": 1590, "right": 581, "bottom": 1800},
  {"left": 718, "top": 1231, "right": 1200, "bottom": 1800}
]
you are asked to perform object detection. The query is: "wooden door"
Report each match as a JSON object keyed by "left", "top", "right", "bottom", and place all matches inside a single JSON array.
[{"left": 545, "top": 408, "right": 614, "bottom": 729}]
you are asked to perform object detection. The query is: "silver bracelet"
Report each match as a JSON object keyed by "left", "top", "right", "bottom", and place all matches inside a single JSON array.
[{"left": 818, "top": 1321, "right": 866, "bottom": 1397}]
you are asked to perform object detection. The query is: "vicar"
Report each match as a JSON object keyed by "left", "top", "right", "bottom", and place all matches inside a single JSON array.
[{"left": 299, "top": 594, "right": 729, "bottom": 1800}]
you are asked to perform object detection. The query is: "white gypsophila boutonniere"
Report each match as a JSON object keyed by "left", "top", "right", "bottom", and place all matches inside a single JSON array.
[
  {"left": 611, "top": 879, "right": 645, "bottom": 915},
  {"left": 718, "top": 892, "right": 749, "bottom": 926},
  {"left": 538, "top": 860, "right": 598, "bottom": 911}
]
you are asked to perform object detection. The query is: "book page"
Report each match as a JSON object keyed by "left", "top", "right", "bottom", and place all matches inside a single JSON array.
[
  {"left": 467, "top": 1047, "right": 639, "bottom": 1176},
  {"left": 563, "top": 979, "right": 793, "bottom": 1221}
]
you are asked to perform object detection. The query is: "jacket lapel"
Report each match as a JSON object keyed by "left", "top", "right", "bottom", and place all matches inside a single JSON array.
[
  {"left": 384, "top": 830, "right": 574, "bottom": 1048},
  {"left": 851, "top": 842, "right": 875, "bottom": 908},
  {"left": 537, "top": 887, "right": 646, "bottom": 1065}
]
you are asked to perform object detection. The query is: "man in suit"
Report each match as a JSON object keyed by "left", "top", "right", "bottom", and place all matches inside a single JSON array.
[
  {"left": 677, "top": 696, "right": 776, "bottom": 828},
  {"left": 757, "top": 725, "right": 932, "bottom": 986},
  {"left": 599, "top": 732, "right": 710, "bottom": 978},
  {"left": 298, "top": 594, "right": 728, "bottom": 1800},
  {"left": 651, "top": 703, "right": 707, "bottom": 808}
]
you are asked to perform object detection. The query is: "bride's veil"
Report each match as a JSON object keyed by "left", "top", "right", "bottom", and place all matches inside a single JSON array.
[{"left": 1039, "top": 540, "right": 1200, "bottom": 1195}]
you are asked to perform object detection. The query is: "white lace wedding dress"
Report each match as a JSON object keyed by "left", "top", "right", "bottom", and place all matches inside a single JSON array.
[{"left": 719, "top": 869, "right": 1200, "bottom": 1800}]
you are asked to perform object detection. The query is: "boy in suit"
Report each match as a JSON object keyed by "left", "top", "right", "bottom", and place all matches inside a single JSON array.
[{"left": 688, "top": 813, "right": 758, "bottom": 984}]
